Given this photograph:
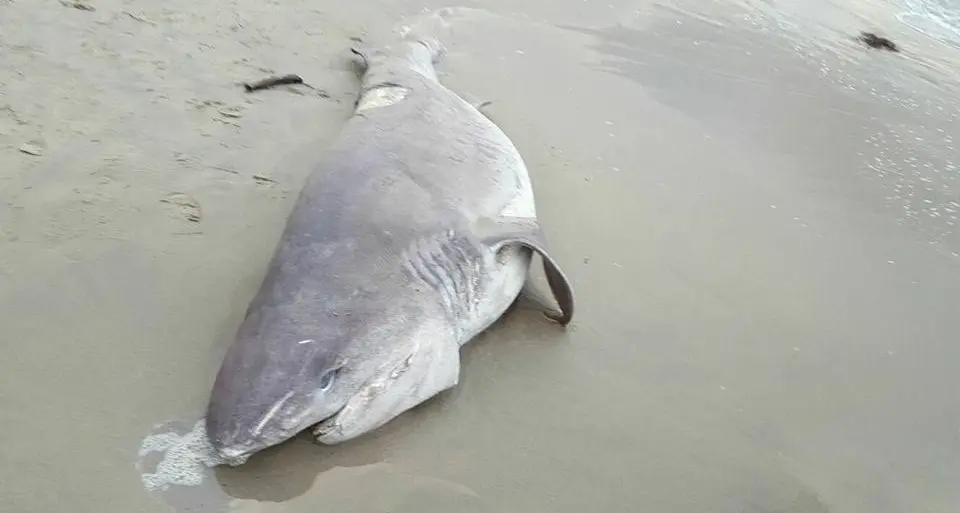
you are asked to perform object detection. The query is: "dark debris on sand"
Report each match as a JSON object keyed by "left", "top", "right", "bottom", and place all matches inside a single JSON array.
[
  {"left": 243, "top": 74, "right": 304, "bottom": 92},
  {"left": 859, "top": 32, "right": 899, "bottom": 52}
]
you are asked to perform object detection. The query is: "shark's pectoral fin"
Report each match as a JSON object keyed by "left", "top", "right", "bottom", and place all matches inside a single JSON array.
[
  {"left": 479, "top": 217, "right": 575, "bottom": 326},
  {"left": 458, "top": 91, "right": 493, "bottom": 113},
  {"left": 349, "top": 39, "right": 391, "bottom": 71},
  {"left": 349, "top": 41, "right": 375, "bottom": 69}
]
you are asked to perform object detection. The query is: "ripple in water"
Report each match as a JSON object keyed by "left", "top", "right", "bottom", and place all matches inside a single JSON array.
[{"left": 899, "top": 0, "right": 960, "bottom": 47}]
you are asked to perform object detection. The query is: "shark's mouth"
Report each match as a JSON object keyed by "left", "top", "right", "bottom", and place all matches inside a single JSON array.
[
  {"left": 209, "top": 405, "right": 345, "bottom": 465},
  {"left": 311, "top": 385, "right": 383, "bottom": 442},
  {"left": 311, "top": 404, "right": 347, "bottom": 439},
  {"left": 310, "top": 352, "right": 418, "bottom": 443},
  {"left": 311, "top": 360, "right": 415, "bottom": 442}
]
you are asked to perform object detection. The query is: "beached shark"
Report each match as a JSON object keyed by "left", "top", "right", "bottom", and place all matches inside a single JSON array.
[{"left": 204, "top": 25, "right": 575, "bottom": 465}]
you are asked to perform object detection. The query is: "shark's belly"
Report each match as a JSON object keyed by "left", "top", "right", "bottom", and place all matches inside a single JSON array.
[
  {"left": 453, "top": 166, "right": 538, "bottom": 344},
  {"left": 454, "top": 244, "right": 532, "bottom": 346}
]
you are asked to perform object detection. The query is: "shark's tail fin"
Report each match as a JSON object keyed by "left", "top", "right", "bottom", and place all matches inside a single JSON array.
[
  {"left": 395, "top": 7, "right": 454, "bottom": 62},
  {"left": 349, "top": 8, "right": 455, "bottom": 74}
]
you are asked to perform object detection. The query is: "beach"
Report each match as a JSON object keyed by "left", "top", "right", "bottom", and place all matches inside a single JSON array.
[{"left": 2, "top": 0, "right": 960, "bottom": 512}]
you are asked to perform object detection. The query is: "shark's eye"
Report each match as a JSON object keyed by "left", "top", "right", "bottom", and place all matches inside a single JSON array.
[{"left": 318, "top": 369, "right": 337, "bottom": 392}]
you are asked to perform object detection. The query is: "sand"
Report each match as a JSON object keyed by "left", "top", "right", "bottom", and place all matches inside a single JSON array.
[{"left": 2, "top": 0, "right": 960, "bottom": 512}]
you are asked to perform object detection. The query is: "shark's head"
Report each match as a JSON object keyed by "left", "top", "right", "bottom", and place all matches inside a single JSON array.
[
  {"left": 204, "top": 324, "right": 349, "bottom": 464},
  {"left": 205, "top": 289, "right": 461, "bottom": 464}
]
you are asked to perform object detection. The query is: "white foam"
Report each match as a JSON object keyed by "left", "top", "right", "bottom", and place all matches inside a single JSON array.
[{"left": 137, "top": 418, "right": 229, "bottom": 491}]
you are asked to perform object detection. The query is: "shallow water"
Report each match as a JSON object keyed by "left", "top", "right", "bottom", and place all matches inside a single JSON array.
[
  {"left": 2, "top": 0, "right": 960, "bottom": 512},
  {"left": 901, "top": 0, "right": 960, "bottom": 47}
]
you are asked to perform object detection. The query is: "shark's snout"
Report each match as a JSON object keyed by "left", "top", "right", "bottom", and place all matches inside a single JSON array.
[
  {"left": 212, "top": 444, "right": 254, "bottom": 467},
  {"left": 206, "top": 392, "right": 309, "bottom": 460},
  {"left": 206, "top": 420, "right": 293, "bottom": 465}
]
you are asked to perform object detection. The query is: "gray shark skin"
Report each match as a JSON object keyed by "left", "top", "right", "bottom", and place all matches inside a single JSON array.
[{"left": 204, "top": 31, "right": 574, "bottom": 466}]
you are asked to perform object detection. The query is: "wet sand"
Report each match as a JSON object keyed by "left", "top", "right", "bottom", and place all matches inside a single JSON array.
[{"left": 2, "top": 1, "right": 960, "bottom": 512}]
